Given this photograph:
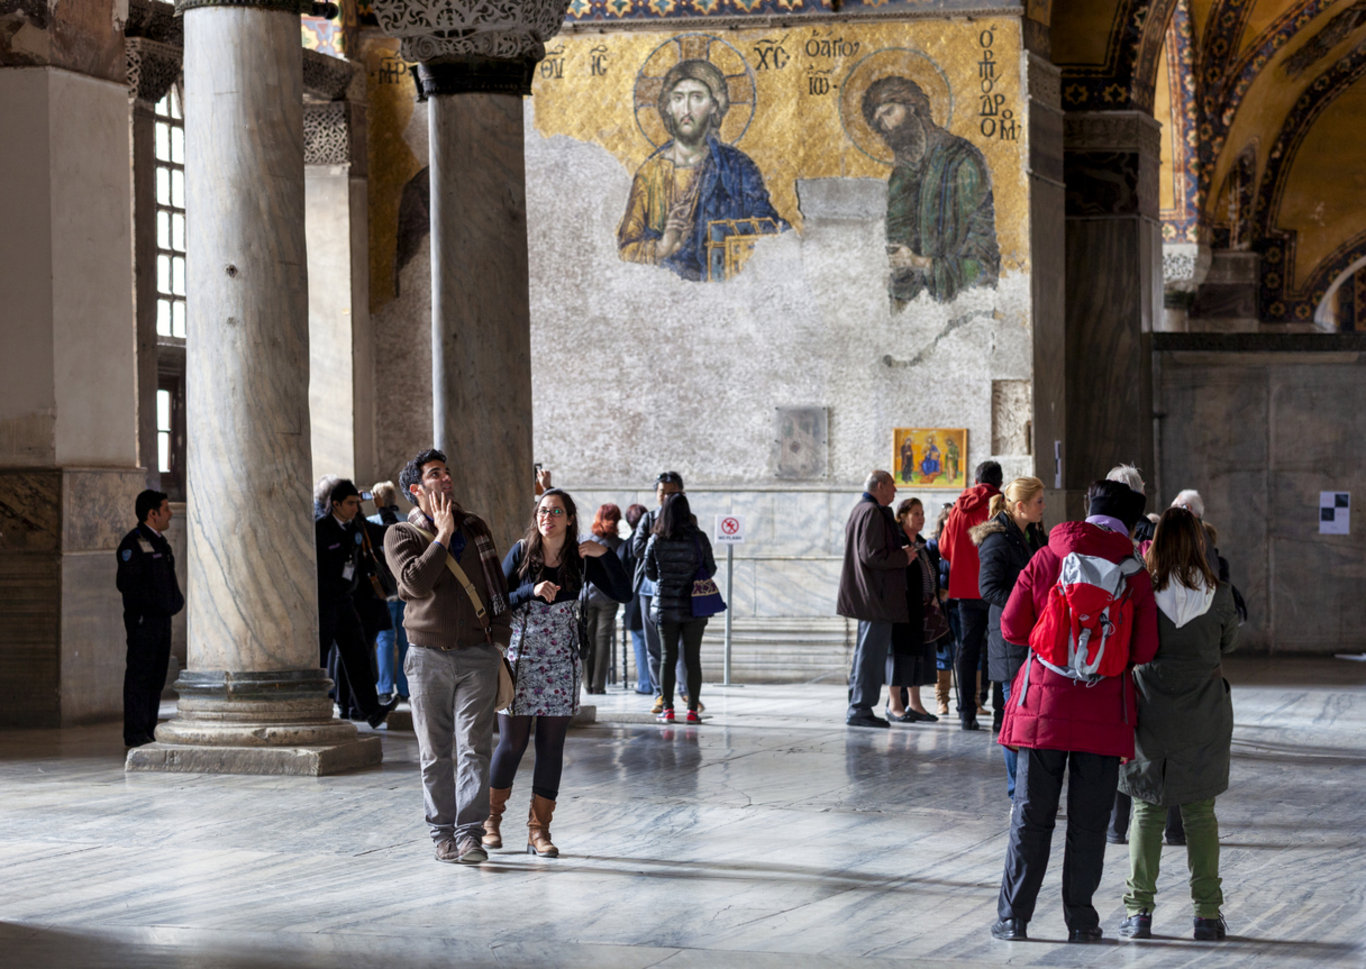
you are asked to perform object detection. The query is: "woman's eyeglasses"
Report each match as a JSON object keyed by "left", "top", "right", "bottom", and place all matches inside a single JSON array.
[{"left": 537, "top": 507, "right": 566, "bottom": 518}]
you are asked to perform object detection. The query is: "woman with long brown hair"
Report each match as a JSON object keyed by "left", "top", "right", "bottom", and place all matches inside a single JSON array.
[
  {"left": 1117, "top": 506, "right": 1239, "bottom": 942},
  {"left": 484, "top": 488, "right": 631, "bottom": 857},
  {"left": 582, "top": 502, "right": 624, "bottom": 695}
]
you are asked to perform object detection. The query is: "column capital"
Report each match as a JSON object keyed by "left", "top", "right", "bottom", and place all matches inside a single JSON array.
[
  {"left": 175, "top": 0, "right": 312, "bottom": 13},
  {"left": 126, "top": 36, "right": 183, "bottom": 105},
  {"left": 302, "top": 47, "right": 357, "bottom": 100},
  {"left": 304, "top": 100, "right": 365, "bottom": 171},
  {"left": 368, "top": 0, "right": 570, "bottom": 82}
]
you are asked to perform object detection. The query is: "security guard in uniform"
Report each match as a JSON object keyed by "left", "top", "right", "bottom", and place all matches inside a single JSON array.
[
  {"left": 116, "top": 489, "right": 184, "bottom": 747},
  {"left": 316, "top": 478, "right": 395, "bottom": 728}
]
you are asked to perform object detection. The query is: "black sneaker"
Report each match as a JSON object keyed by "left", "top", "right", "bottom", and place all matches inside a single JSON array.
[
  {"left": 1119, "top": 912, "right": 1152, "bottom": 939},
  {"left": 990, "top": 918, "right": 1027, "bottom": 941},
  {"left": 1193, "top": 915, "right": 1227, "bottom": 941}
]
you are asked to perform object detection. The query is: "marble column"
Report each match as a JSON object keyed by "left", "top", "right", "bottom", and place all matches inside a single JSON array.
[
  {"left": 0, "top": 0, "right": 146, "bottom": 727},
  {"left": 367, "top": 0, "right": 569, "bottom": 550},
  {"left": 127, "top": 0, "right": 378, "bottom": 774},
  {"left": 1061, "top": 112, "right": 1161, "bottom": 515}
]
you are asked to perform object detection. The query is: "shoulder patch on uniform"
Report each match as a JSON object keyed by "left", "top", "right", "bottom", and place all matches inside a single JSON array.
[
  {"left": 354, "top": 532, "right": 364, "bottom": 544},
  {"left": 121, "top": 548, "right": 133, "bottom": 561}
]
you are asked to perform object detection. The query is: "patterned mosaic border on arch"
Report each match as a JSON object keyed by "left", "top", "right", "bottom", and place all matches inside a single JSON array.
[
  {"left": 560, "top": 0, "right": 1020, "bottom": 20},
  {"left": 1253, "top": 42, "right": 1366, "bottom": 322}
]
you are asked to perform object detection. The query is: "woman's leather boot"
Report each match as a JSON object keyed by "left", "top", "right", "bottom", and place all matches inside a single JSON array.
[
  {"left": 483, "top": 786, "right": 511, "bottom": 849},
  {"left": 527, "top": 794, "right": 559, "bottom": 857}
]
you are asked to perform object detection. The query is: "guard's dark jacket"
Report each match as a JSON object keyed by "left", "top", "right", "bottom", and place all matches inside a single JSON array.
[
  {"left": 316, "top": 514, "right": 364, "bottom": 613},
  {"left": 116, "top": 524, "right": 184, "bottom": 619}
]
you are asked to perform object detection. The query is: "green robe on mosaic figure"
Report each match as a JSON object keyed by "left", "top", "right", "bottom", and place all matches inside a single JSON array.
[{"left": 886, "top": 136, "right": 1000, "bottom": 307}]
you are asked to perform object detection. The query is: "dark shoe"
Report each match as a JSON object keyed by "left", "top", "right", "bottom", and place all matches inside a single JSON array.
[
  {"left": 910, "top": 709, "right": 940, "bottom": 723},
  {"left": 1166, "top": 832, "right": 1187, "bottom": 846},
  {"left": 367, "top": 695, "right": 399, "bottom": 728},
  {"left": 377, "top": 691, "right": 395, "bottom": 706},
  {"left": 990, "top": 918, "right": 1027, "bottom": 941},
  {"left": 847, "top": 713, "right": 890, "bottom": 729},
  {"left": 961, "top": 718, "right": 981, "bottom": 731},
  {"left": 884, "top": 707, "right": 916, "bottom": 723},
  {"left": 1106, "top": 833, "right": 1128, "bottom": 845},
  {"left": 1067, "top": 926, "right": 1103, "bottom": 943},
  {"left": 1119, "top": 912, "right": 1152, "bottom": 939},
  {"left": 1193, "top": 915, "right": 1227, "bottom": 941}
]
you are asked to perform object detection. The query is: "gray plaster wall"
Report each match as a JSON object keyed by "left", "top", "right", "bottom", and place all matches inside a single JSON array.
[
  {"left": 523, "top": 103, "right": 1038, "bottom": 631},
  {"left": 1156, "top": 351, "right": 1366, "bottom": 654}
]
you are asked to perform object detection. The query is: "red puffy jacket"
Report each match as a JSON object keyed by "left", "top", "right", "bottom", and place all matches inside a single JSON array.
[
  {"left": 997, "top": 521, "right": 1158, "bottom": 759},
  {"left": 938, "top": 483, "right": 1000, "bottom": 599}
]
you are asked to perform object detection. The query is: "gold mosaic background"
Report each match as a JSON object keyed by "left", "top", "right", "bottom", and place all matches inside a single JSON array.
[{"left": 531, "top": 19, "right": 1030, "bottom": 271}]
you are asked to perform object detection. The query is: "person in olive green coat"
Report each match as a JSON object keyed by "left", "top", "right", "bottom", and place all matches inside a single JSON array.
[{"left": 1117, "top": 507, "right": 1239, "bottom": 943}]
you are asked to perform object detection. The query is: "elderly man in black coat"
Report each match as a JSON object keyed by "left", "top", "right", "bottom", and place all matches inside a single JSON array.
[{"left": 837, "top": 470, "right": 914, "bottom": 728}]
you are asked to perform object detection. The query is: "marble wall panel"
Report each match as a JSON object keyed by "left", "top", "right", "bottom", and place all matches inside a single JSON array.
[
  {"left": 0, "top": 552, "right": 60, "bottom": 727},
  {"left": 59, "top": 551, "right": 125, "bottom": 724},
  {"left": 1157, "top": 353, "right": 1366, "bottom": 654},
  {"left": 0, "top": 470, "right": 62, "bottom": 552},
  {"left": 62, "top": 469, "right": 148, "bottom": 552},
  {"left": 752, "top": 557, "right": 844, "bottom": 618}
]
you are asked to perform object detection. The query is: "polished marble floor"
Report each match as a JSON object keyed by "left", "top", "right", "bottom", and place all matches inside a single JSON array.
[{"left": 2, "top": 656, "right": 1363, "bottom": 969}]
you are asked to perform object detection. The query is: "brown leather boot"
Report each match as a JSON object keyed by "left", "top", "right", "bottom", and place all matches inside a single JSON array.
[
  {"left": 935, "top": 670, "right": 951, "bottom": 715},
  {"left": 527, "top": 793, "right": 558, "bottom": 857},
  {"left": 483, "top": 786, "right": 511, "bottom": 849}
]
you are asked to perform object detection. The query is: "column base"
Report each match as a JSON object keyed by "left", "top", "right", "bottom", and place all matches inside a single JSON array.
[
  {"left": 126, "top": 736, "right": 381, "bottom": 775},
  {"left": 125, "top": 668, "right": 383, "bottom": 775}
]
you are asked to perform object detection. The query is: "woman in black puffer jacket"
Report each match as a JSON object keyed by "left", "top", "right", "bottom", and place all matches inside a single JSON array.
[
  {"left": 644, "top": 493, "right": 716, "bottom": 724},
  {"left": 970, "top": 476, "right": 1046, "bottom": 799}
]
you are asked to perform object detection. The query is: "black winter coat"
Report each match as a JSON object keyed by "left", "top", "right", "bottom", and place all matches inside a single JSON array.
[
  {"left": 644, "top": 528, "right": 716, "bottom": 624},
  {"left": 618, "top": 533, "right": 644, "bottom": 629},
  {"left": 971, "top": 511, "right": 1045, "bottom": 682}
]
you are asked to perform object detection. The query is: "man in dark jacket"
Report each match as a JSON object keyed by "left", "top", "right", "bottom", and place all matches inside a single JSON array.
[
  {"left": 938, "top": 460, "right": 1003, "bottom": 729},
  {"left": 836, "top": 470, "right": 914, "bottom": 728},
  {"left": 116, "top": 489, "right": 185, "bottom": 747},
  {"left": 316, "top": 478, "right": 394, "bottom": 730}
]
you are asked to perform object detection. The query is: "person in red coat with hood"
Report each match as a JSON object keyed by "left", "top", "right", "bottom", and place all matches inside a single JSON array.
[
  {"left": 937, "top": 460, "right": 1003, "bottom": 729},
  {"left": 990, "top": 480, "right": 1158, "bottom": 945}
]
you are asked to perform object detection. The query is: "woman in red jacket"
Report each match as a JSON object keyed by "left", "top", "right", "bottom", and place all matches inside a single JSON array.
[{"left": 990, "top": 480, "right": 1158, "bottom": 944}]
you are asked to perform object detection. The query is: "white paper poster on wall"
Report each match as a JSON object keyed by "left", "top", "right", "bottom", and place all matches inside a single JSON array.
[{"left": 1319, "top": 492, "right": 1350, "bottom": 535}]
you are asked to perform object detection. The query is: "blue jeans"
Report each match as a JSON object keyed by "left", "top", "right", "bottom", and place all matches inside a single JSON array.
[
  {"left": 630, "top": 629, "right": 651, "bottom": 692},
  {"left": 847, "top": 620, "right": 893, "bottom": 720},
  {"left": 375, "top": 599, "right": 409, "bottom": 697},
  {"left": 1002, "top": 679, "right": 1017, "bottom": 799}
]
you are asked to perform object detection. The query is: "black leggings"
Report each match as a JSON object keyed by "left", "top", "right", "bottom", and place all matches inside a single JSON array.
[
  {"left": 490, "top": 713, "right": 571, "bottom": 801},
  {"left": 659, "top": 618, "right": 706, "bottom": 709}
]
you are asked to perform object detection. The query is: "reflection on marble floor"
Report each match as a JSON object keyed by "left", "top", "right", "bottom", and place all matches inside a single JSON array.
[{"left": 1, "top": 656, "right": 1363, "bottom": 969}]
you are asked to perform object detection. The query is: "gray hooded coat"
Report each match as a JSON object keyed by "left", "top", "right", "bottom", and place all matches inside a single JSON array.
[{"left": 1119, "top": 580, "right": 1240, "bottom": 806}]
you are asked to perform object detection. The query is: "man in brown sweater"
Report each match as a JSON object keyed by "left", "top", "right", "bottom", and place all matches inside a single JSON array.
[{"left": 384, "top": 448, "right": 512, "bottom": 866}]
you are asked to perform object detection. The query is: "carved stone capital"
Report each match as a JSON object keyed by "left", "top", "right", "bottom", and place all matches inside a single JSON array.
[
  {"left": 126, "top": 36, "right": 182, "bottom": 105},
  {"left": 1063, "top": 111, "right": 1162, "bottom": 158},
  {"left": 302, "top": 47, "right": 357, "bottom": 101},
  {"left": 367, "top": 0, "right": 571, "bottom": 68},
  {"left": 126, "top": 0, "right": 183, "bottom": 46},
  {"left": 1162, "top": 242, "right": 1212, "bottom": 295},
  {"left": 176, "top": 0, "right": 307, "bottom": 13},
  {"left": 303, "top": 100, "right": 364, "bottom": 171}
]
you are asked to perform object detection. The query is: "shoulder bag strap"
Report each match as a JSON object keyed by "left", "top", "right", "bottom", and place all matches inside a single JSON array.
[{"left": 409, "top": 523, "right": 493, "bottom": 644}]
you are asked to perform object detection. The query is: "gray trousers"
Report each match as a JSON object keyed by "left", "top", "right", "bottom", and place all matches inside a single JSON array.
[
  {"left": 405, "top": 643, "right": 500, "bottom": 844},
  {"left": 847, "top": 619, "right": 893, "bottom": 719}
]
